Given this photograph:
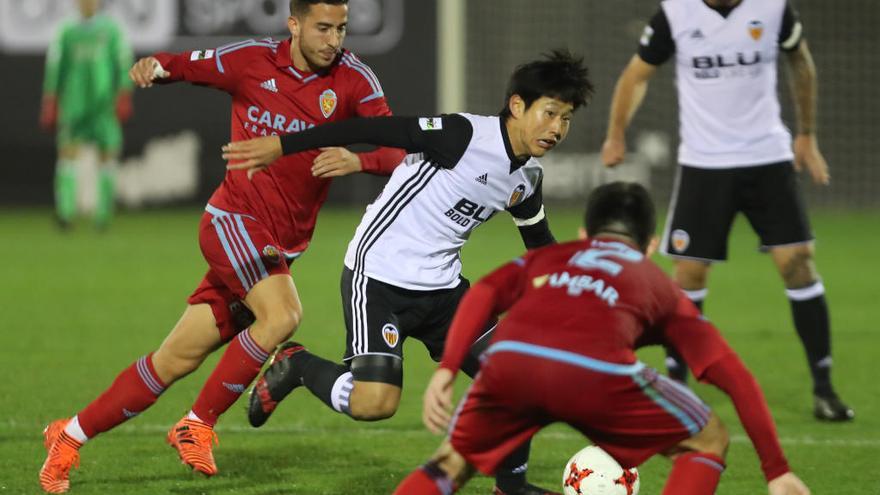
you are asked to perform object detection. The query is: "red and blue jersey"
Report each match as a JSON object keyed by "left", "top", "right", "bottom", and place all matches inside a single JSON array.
[
  {"left": 443, "top": 236, "right": 732, "bottom": 374},
  {"left": 154, "top": 38, "right": 404, "bottom": 254}
]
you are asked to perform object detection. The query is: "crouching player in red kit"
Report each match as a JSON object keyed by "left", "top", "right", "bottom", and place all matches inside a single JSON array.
[
  {"left": 38, "top": 1, "right": 404, "bottom": 493},
  {"left": 394, "top": 182, "right": 811, "bottom": 495}
]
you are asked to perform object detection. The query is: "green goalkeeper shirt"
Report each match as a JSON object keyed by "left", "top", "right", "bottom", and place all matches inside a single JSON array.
[{"left": 43, "top": 14, "right": 133, "bottom": 124}]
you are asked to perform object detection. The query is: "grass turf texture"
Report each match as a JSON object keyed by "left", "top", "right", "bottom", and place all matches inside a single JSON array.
[{"left": 0, "top": 207, "right": 877, "bottom": 494}]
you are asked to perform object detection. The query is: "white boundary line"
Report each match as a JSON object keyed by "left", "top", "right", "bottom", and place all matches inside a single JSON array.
[{"left": 20, "top": 423, "right": 872, "bottom": 448}]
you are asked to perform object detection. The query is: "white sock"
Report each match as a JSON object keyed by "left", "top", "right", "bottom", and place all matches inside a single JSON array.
[
  {"left": 186, "top": 410, "right": 205, "bottom": 422},
  {"left": 63, "top": 415, "right": 89, "bottom": 444}
]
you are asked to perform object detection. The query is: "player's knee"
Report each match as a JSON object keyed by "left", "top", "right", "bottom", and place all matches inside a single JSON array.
[
  {"left": 348, "top": 390, "right": 399, "bottom": 420},
  {"left": 777, "top": 246, "right": 818, "bottom": 288},
  {"left": 430, "top": 441, "right": 475, "bottom": 485},
  {"left": 254, "top": 304, "right": 302, "bottom": 344},
  {"left": 693, "top": 414, "right": 730, "bottom": 458},
  {"left": 348, "top": 377, "right": 401, "bottom": 421}
]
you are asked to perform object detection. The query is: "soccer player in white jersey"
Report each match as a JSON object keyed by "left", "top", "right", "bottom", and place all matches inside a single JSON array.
[
  {"left": 601, "top": 0, "right": 853, "bottom": 421},
  {"left": 224, "top": 50, "right": 593, "bottom": 495}
]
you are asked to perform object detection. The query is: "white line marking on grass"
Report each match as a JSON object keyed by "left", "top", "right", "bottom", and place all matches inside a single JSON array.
[{"left": 108, "top": 424, "right": 880, "bottom": 448}]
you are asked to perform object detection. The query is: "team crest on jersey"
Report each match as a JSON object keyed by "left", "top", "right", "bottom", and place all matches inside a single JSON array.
[
  {"left": 507, "top": 184, "right": 527, "bottom": 207},
  {"left": 262, "top": 244, "right": 281, "bottom": 265},
  {"left": 748, "top": 20, "right": 764, "bottom": 40},
  {"left": 319, "top": 89, "right": 337, "bottom": 118},
  {"left": 671, "top": 229, "right": 690, "bottom": 253},
  {"left": 381, "top": 324, "right": 400, "bottom": 348}
]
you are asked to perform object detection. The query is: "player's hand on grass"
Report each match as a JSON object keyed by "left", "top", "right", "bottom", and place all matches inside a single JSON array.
[
  {"left": 423, "top": 368, "right": 455, "bottom": 435},
  {"left": 601, "top": 136, "right": 626, "bottom": 168},
  {"left": 768, "top": 472, "right": 811, "bottom": 495},
  {"left": 793, "top": 134, "right": 830, "bottom": 185},
  {"left": 312, "top": 147, "right": 362, "bottom": 178},
  {"left": 223, "top": 136, "right": 283, "bottom": 179},
  {"left": 129, "top": 57, "right": 169, "bottom": 88}
]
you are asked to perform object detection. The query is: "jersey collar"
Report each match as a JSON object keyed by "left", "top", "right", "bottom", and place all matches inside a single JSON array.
[
  {"left": 499, "top": 117, "right": 530, "bottom": 174},
  {"left": 591, "top": 233, "right": 642, "bottom": 250},
  {"left": 701, "top": 0, "right": 741, "bottom": 18},
  {"left": 275, "top": 39, "right": 341, "bottom": 83}
]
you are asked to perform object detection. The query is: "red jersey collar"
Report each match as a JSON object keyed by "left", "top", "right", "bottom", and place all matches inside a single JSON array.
[{"left": 275, "top": 38, "right": 343, "bottom": 81}]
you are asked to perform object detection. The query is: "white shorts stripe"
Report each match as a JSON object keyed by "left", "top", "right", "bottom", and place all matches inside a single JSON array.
[
  {"left": 660, "top": 165, "right": 683, "bottom": 257},
  {"left": 233, "top": 214, "right": 270, "bottom": 281},
  {"left": 212, "top": 216, "right": 254, "bottom": 291},
  {"left": 223, "top": 215, "right": 262, "bottom": 288}
]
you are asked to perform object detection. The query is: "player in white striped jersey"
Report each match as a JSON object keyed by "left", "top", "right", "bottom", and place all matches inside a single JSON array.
[
  {"left": 225, "top": 50, "right": 593, "bottom": 495},
  {"left": 601, "top": 0, "right": 852, "bottom": 421}
]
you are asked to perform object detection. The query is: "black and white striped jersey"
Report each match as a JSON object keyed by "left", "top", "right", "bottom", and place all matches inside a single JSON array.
[{"left": 278, "top": 113, "right": 551, "bottom": 290}]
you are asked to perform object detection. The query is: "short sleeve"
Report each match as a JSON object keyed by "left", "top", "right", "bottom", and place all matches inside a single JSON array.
[
  {"left": 778, "top": 1, "right": 803, "bottom": 52},
  {"left": 637, "top": 8, "right": 675, "bottom": 66}
]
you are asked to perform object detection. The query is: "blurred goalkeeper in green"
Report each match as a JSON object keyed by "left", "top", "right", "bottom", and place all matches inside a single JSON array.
[{"left": 40, "top": 0, "right": 133, "bottom": 229}]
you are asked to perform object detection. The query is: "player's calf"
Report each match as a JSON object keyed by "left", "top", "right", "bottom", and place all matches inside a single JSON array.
[{"left": 672, "top": 412, "right": 729, "bottom": 459}]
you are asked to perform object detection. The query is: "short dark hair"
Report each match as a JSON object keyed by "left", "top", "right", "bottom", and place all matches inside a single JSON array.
[
  {"left": 290, "top": 0, "right": 348, "bottom": 17},
  {"left": 499, "top": 49, "right": 593, "bottom": 120},
  {"left": 584, "top": 182, "right": 656, "bottom": 251}
]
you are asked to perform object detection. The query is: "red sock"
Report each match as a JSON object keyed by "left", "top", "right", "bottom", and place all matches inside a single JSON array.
[
  {"left": 191, "top": 329, "right": 269, "bottom": 425},
  {"left": 662, "top": 452, "right": 726, "bottom": 495},
  {"left": 393, "top": 464, "right": 456, "bottom": 495},
  {"left": 77, "top": 353, "right": 166, "bottom": 438}
]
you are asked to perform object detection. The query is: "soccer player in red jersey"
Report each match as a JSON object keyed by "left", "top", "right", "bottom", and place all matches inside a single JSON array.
[
  {"left": 393, "top": 182, "right": 811, "bottom": 495},
  {"left": 38, "top": 1, "right": 404, "bottom": 492}
]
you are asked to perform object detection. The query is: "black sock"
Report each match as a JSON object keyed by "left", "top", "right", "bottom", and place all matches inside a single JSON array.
[
  {"left": 666, "top": 294, "right": 704, "bottom": 382},
  {"left": 299, "top": 352, "right": 353, "bottom": 415},
  {"left": 494, "top": 438, "right": 532, "bottom": 492},
  {"left": 787, "top": 283, "right": 833, "bottom": 396}
]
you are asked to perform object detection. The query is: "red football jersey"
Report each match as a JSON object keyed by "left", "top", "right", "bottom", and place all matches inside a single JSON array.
[
  {"left": 154, "top": 38, "right": 404, "bottom": 253},
  {"left": 440, "top": 235, "right": 790, "bottom": 481},
  {"left": 443, "top": 235, "right": 733, "bottom": 376}
]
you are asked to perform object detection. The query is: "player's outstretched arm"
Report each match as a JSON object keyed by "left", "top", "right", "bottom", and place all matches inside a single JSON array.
[
  {"left": 129, "top": 57, "right": 169, "bottom": 88},
  {"left": 768, "top": 472, "right": 811, "bottom": 495},
  {"left": 224, "top": 115, "right": 473, "bottom": 177}
]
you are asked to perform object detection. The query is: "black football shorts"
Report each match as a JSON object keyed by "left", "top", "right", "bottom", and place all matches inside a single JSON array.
[{"left": 660, "top": 162, "right": 813, "bottom": 262}]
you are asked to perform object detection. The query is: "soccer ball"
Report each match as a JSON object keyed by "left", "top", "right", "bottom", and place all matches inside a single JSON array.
[{"left": 562, "top": 446, "right": 640, "bottom": 495}]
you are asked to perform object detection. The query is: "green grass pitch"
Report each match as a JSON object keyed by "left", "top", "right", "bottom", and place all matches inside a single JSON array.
[{"left": 0, "top": 207, "right": 877, "bottom": 493}]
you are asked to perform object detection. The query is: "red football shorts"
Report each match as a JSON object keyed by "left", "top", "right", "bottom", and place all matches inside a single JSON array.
[
  {"left": 187, "top": 204, "right": 294, "bottom": 341},
  {"left": 449, "top": 341, "right": 711, "bottom": 474}
]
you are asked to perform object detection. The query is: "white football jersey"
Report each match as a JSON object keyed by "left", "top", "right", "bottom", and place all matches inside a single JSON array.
[
  {"left": 343, "top": 113, "right": 544, "bottom": 290},
  {"left": 649, "top": 0, "right": 802, "bottom": 168}
]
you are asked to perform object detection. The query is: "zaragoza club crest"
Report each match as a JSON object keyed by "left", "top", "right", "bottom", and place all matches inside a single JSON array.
[{"left": 320, "top": 89, "right": 337, "bottom": 118}]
